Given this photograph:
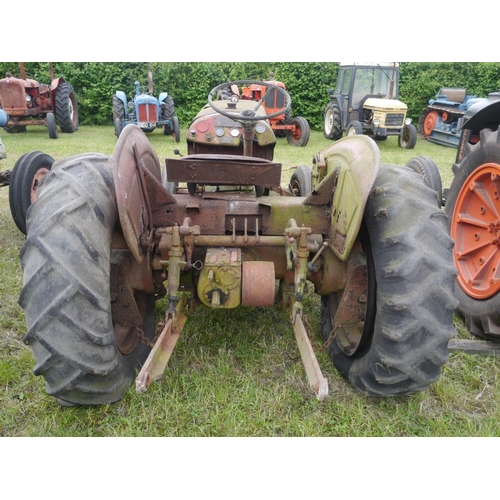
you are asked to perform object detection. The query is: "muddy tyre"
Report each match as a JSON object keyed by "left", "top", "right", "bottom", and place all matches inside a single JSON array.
[
  {"left": 9, "top": 151, "right": 54, "bottom": 234},
  {"left": 20, "top": 154, "right": 154, "bottom": 406},
  {"left": 445, "top": 127, "right": 500, "bottom": 340},
  {"left": 55, "top": 82, "right": 79, "bottom": 133},
  {"left": 321, "top": 164, "right": 457, "bottom": 396}
]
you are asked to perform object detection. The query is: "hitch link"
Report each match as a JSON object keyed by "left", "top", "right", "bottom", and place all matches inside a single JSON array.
[
  {"left": 135, "top": 294, "right": 187, "bottom": 393},
  {"left": 287, "top": 220, "right": 329, "bottom": 401}
]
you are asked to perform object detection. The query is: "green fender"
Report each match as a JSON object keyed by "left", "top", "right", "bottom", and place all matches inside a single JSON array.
[{"left": 305, "top": 135, "right": 380, "bottom": 261}]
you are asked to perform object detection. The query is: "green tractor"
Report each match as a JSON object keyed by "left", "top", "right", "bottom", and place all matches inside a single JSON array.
[{"left": 18, "top": 80, "right": 456, "bottom": 406}]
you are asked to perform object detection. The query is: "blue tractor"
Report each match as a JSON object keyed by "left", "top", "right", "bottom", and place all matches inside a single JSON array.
[
  {"left": 113, "top": 66, "right": 180, "bottom": 142},
  {"left": 418, "top": 87, "right": 483, "bottom": 148}
]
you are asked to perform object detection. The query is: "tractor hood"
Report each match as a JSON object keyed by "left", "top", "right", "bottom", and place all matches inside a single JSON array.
[
  {"left": 187, "top": 101, "right": 276, "bottom": 148},
  {"left": 363, "top": 98, "right": 407, "bottom": 112}
]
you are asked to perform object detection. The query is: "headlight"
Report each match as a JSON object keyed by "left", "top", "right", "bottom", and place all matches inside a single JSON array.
[
  {"left": 405, "top": 118, "right": 412, "bottom": 125},
  {"left": 255, "top": 123, "right": 266, "bottom": 134},
  {"left": 373, "top": 118, "right": 380, "bottom": 126}
]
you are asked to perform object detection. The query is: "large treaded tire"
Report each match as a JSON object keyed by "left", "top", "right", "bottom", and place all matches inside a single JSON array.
[
  {"left": 323, "top": 101, "right": 342, "bottom": 140},
  {"left": 161, "top": 95, "right": 175, "bottom": 120},
  {"left": 55, "top": 82, "right": 79, "bottom": 133},
  {"left": 444, "top": 127, "right": 500, "bottom": 340},
  {"left": 9, "top": 151, "right": 54, "bottom": 235},
  {"left": 322, "top": 164, "right": 458, "bottom": 396},
  {"left": 20, "top": 154, "right": 153, "bottom": 406}
]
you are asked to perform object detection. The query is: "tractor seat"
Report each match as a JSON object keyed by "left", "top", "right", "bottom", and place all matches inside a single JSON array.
[{"left": 437, "top": 88, "right": 466, "bottom": 103}]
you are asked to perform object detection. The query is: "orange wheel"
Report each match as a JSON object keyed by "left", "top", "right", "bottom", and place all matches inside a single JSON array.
[
  {"left": 423, "top": 110, "right": 439, "bottom": 137},
  {"left": 450, "top": 162, "right": 500, "bottom": 299}
]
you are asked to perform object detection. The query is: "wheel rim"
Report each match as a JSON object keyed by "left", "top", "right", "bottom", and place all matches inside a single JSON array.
[
  {"left": 423, "top": 111, "right": 438, "bottom": 137},
  {"left": 325, "top": 109, "right": 333, "bottom": 134},
  {"left": 451, "top": 162, "right": 500, "bottom": 299},
  {"left": 30, "top": 168, "right": 50, "bottom": 203},
  {"left": 335, "top": 228, "right": 377, "bottom": 356}
]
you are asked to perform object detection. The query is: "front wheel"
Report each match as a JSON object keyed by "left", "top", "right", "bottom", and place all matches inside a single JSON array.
[
  {"left": 172, "top": 116, "right": 180, "bottom": 143},
  {"left": 444, "top": 127, "right": 500, "bottom": 340},
  {"left": 321, "top": 164, "right": 457, "bottom": 396},
  {"left": 47, "top": 112, "right": 58, "bottom": 139},
  {"left": 20, "top": 154, "right": 155, "bottom": 405},
  {"left": 286, "top": 116, "right": 310, "bottom": 147},
  {"left": 346, "top": 120, "right": 363, "bottom": 136},
  {"left": 399, "top": 123, "right": 417, "bottom": 149},
  {"left": 289, "top": 165, "right": 312, "bottom": 196},
  {"left": 406, "top": 155, "right": 443, "bottom": 207},
  {"left": 9, "top": 151, "right": 54, "bottom": 234}
]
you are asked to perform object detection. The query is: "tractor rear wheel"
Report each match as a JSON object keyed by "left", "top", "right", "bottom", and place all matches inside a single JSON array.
[
  {"left": 321, "top": 164, "right": 457, "bottom": 396},
  {"left": 286, "top": 116, "right": 310, "bottom": 147},
  {"left": 423, "top": 110, "right": 439, "bottom": 138},
  {"left": 113, "top": 95, "right": 125, "bottom": 138},
  {"left": 55, "top": 82, "right": 79, "bottom": 133},
  {"left": 9, "top": 151, "right": 54, "bottom": 234},
  {"left": 445, "top": 127, "right": 500, "bottom": 340},
  {"left": 20, "top": 153, "right": 155, "bottom": 406},
  {"left": 161, "top": 95, "right": 175, "bottom": 120},
  {"left": 324, "top": 101, "right": 342, "bottom": 140},
  {"left": 399, "top": 123, "right": 417, "bottom": 149}
]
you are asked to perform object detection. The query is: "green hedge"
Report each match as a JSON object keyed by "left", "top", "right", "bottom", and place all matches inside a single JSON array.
[{"left": 1, "top": 62, "right": 499, "bottom": 130}]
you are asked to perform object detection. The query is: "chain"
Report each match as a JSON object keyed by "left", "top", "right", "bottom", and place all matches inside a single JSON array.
[{"left": 135, "top": 324, "right": 161, "bottom": 348}]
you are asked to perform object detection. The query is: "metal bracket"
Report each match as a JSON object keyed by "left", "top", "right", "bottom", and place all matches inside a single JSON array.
[{"left": 135, "top": 294, "right": 188, "bottom": 393}]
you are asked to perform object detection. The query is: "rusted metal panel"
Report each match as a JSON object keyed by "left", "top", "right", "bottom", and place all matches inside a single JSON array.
[
  {"left": 166, "top": 156, "right": 282, "bottom": 186},
  {"left": 242, "top": 261, "right": 275, "bottom": 306}
]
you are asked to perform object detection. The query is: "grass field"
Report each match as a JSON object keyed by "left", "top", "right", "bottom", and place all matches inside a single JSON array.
[{"left": 1, "top": 125, "right": 499, "bottom": 442}]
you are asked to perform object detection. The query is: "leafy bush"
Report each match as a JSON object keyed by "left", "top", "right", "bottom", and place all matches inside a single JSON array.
[{"left": 1, "top": 62, "right": 499, "bottom": 130}]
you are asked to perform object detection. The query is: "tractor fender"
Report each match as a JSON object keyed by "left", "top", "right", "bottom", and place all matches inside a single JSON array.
[
  {"left": 49, "top": 76, "right": 65, "bottom": 92},
  {"left": 115, "top": 91, "right": 128, "bottom": 109},
  {"left": 0, "top": 108, "right": 8, "bottom": 127},
  {"left": 305, "top": 135, "right": 380, "bottom": 261},
  {"left": 158, "top": 92, "right": 169, "bottom": 103},
  {"left": 460, "top": 95, "right": 500, "bottom": 131}
]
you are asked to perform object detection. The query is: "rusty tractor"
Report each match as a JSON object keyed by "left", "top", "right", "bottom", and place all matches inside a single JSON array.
[
  {"left": 18, "top": 80, "right": 457, "bottom": 406},
  {"left": 0, "top": 63, "right": 78, "bottom": 139},
  {"left": 219, "top": 74, "right": 310, "bottom": 147}
]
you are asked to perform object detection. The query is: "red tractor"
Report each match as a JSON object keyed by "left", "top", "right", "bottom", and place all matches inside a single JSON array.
[
  {"left": 221, "top": 74, "right": 310, "bottom": 147},
  {"left": 0, "top": 63, "right": 78, "bottom": 139}
]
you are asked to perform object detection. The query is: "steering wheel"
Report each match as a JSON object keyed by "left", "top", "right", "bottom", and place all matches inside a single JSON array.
[{"left": 208, "top": 80, "right": 291, "bottom": 122}]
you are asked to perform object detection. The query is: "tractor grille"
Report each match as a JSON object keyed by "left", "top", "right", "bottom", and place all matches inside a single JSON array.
[
  {"left": 385, "top": 113, "right": 405, "bottom": 127},
  {"left": 138, "top": 103, "right": 158, "bottom": 123}
]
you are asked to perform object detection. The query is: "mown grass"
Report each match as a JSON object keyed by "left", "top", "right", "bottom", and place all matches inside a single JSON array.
[{"left": 1, "top": 125, "right": 499, "bottom": 438}]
